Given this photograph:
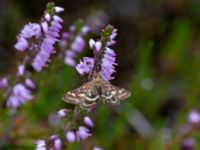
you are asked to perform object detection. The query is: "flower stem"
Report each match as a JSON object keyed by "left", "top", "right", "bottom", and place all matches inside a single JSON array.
[{"left": 64, "top": 106, "right": 81, "bottom": 132}]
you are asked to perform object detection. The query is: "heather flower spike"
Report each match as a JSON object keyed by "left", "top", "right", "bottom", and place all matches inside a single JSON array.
[
  {"left": 49, "top": 135, "right": 62, "bottom": 150},
  {"left": 35, "top": 140, "right": 46, "bottom": 150},
  {"left": 7, "top": 84, "right": 33, "bottom": 108},
  {"left": 59, "top": 20, "right": 90, "bottom": 67},
  {"left": 76, "top": 25, "right": 117, "bottom": 80},
  {"left": 32, "top": 3, "right": 64, "bottom": 72},
  {"left": 14, "top": 2, "right": 64, "bottom": 72},
  {"left": 62, "top": 25, "right": 131, "bottom": 108}
]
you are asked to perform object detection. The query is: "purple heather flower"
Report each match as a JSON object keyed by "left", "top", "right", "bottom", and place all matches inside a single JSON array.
[
  {"left": 7, "top": 84, "right": 33, "bottom": 108},
  {"left": 17, "top": 65, "right": 25, "bottom": 76},
  {"left": 188, "top": 111, "right": 200, "bottom": 124},
  {"left": 71, "top": 36, "right": 85, "bottom": 52},
  {"left": 49, "top": 135, "right": 57, "bottom": 141},
  {"left": 64, "top": 35, "right": 85, "bottom": 67},
  {"left": 0, "top": 77, "right": 8, "bottom": 89},
  {"left": 81, "top": 26, "right": 90, "bottom": 36},
  {"left": 107, "top": 28, "right": 117, "bottom": 46},
  {"left": 76, "top": 57, "right": 94, "bottom": 75},
  {"left": 53, "top": 15, "right": 64, "bottom": 23},
  {"left": 110, "top": 29, "right": 117, "bottom": 40},
  {"left": 107, "top": 40, "right": 116, "bottom": 46},
  {"left": 181, "top": 138, "right": 195, "bottom": 150},
  {"left": 14, "top": 37, "right": 29, "bottom": 51},
  {"left": 89, "top": 39, "right": 102, "bottom": 52},
  {"left": 66, "top": 50, "right": 76, "bottom": 57},
  {"left": 97, "top": 27, "right": 118, "bottom": 81},
  {"left": 62, "top": 32, "right": 69, "bottom": 40},
  {"left": 100, "top": 47, "right": 117, "bottom": 81},
  {"left": 84, "top": 116, "right": 94, "bottom": 127},
  {"left": 76, "top": 126, "right": 91, "bottom": 140},
  {"left": 66, "top": 131, "right": 76, "bottom": 142},
  {"left": 64, "top": 57, "right": 76, "bottom": 67},
  {"left": 41, "top": 22, "right": 48, "bottom": 33},
  {"left": 61, "top": 24, "right": 90, "bottom": 68},
  {"left": 6, "top": 96, "right": 20, "bottom": 108},
  {"left": 35, "top": 140, "right": 46, "bottom": 150},
  {"left": 59, "top": 33, "right": 68, "bottom": 48},
  {"left": 25, "top": 78, "right": 36, "bottom": 91},
  {"left": 12, "top": 84, "right": 32, "bottom": 101},
  {"left": 21, "top": 23, "right": 41, "bottom": 39},
  {"left": 83, "top": 27, "right": 118, "bottom": 81},
  {"left": 45, "top": 13, "right": 51, "bottom": 22},
  {"left": 93, "top": 147, "right": 103, "bottom": 150},
  {"left": 49, "top": 135, "right": 62, "bottom": 150},
  {"left": 57, "top": 109, "right": 68, "bottom": 118},
  {"left": 55, "top": 6, "right": 64, "bottom": 13},
  {"left": 64, "top": 50, "right": 76, "bottom": 67},
  {"left": 14, "top": 23, "right": 41, "bottom": 51},
  {"left": 89, "top": 39, "right": 95, "bottom": 48},
  {"left": 69, "top": 25, "right": 76, "bottom": 32},
  {"left": 32, "top": 16, "right": 63, "bottom": 72},
  {"left": 54, "top": 138, "right": 62, "bottom": 150}
]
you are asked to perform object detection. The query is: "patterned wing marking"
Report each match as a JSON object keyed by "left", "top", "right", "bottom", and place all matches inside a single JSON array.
[
  {"left": 99, "top": 77, "right": 131, "bottom": 104},
  {"left": 62, "top": 80, "right": 101, "bottom": 108}
]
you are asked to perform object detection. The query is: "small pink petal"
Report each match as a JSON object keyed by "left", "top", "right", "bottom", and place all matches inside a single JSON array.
[{"left": 55, "top": 6, "right": 64, "bottom": 13}]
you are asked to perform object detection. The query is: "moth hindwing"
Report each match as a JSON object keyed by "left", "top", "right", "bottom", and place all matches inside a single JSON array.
[
  {"left": 62, "top": 74, "right": 131, "bottom": 108},
  {"left": 99, "top": 77, "right": 131, "bottom": 104}
]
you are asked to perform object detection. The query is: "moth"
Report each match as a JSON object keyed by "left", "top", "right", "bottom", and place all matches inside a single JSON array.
[{"left": 62, "top": 72, "right": 131, "bottom": 108}]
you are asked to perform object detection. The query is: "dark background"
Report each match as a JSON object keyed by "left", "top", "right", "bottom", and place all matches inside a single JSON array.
[{"left": 0, "top": 0, "right": 200, "bottom": 149}]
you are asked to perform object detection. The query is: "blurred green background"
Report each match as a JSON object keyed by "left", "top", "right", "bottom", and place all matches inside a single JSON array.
[{"left": 1, "top": 0, "right": 200, "bottom": 149}]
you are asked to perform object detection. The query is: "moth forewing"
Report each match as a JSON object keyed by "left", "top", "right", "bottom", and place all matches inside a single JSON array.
[
  {"left": 98, "top": 77, "right": 131, "bottom": 104},
  {"left": 115, "top": 88, "right": 131, "bottom": 100},
  {"left": 62, "top": 91, "right": 79, "bottom": 105},
  {"left": 62, "top": 79, "right": 100, "bottom": 107}
]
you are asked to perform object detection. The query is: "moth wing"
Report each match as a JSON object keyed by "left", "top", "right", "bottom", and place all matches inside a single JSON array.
[
  {"left": 100, "top": 78, "right": 131, "bottom": 103},
  {"left": 62, "top": 80, "right": 94, "bottom": 105}
]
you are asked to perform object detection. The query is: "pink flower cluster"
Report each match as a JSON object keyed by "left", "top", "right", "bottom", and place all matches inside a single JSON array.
[
  {"left": 59, "top": 24, "right": 90, "bottom": 67},
  {"left": 14, "top": 5, "right": 64, "bottom": 72},
  {"left": 36, "top": 135, "right": 62, "bottom": 150},
  {"left": 6, "top": 80, "right": 35, "bottom": 108},
  {"left": 66, "top": 116, "right": 93, "bottom": 142},
  {"left": 35, "top": 109, "right": 98, "bottom": 149},
  {"left": 75, "top": 57, "right": 94, "bottom": 75},
  {"left": 76, "top": 26, "right": 118, "bottom": 81},
  {"left": 32, "top": 14, "right": 63, "bottom": 72}
]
